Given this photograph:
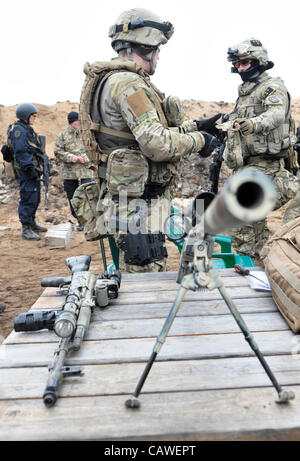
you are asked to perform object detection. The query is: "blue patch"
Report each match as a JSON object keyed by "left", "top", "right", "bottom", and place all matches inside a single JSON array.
[{"left": 269, "top": 96, "right": 280, "bottom": 103}]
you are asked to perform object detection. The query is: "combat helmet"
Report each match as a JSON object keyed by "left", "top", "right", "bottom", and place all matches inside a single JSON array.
[
  {"left": 16, "top": 103, "right": 38, "bottom": 121},
  {"left": 109, "top": 8, "right": 174, "bottom": 49},
  {"left": 227, "top": 38, "right": 274, "bottom": 81},
  {"left": 109, "top": 8, "right": 174, "bottom": 74}
]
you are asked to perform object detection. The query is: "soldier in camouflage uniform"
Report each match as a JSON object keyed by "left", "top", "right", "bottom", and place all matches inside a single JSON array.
[
  {"left": 76, "top": 8, "right": 219, "bottom": 273},
  {"left": 54, "top": 112, "right": 94, "bottom": 230},
  {"left": 222, "top": 38, "right": 299, "bottom": 260},
  {"left": 282, "top": 124, "right": 300, "bottom": 224}
]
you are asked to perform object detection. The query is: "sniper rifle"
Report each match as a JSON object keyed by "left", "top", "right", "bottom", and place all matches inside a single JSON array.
[{"left": 125, "top": 168, "right": 295, "bottom": 409}]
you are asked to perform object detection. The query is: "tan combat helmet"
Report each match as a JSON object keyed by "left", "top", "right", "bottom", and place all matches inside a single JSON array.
[
  {"left": 227, "top": 38, "right": 274, "bottom": 81},
  {"left": 227, "top": 38, "right": 270, "bottom": 66},
  {"left": 109, "top": 8, "right": 174, "bottom": 50}
]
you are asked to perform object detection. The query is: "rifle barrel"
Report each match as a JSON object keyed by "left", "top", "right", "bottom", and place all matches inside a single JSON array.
[{"left": 200, "top": 168, "right": 276, "bottom": 236}]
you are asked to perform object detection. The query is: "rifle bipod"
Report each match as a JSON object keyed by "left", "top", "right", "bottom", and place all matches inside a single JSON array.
[{"left": 125, "top": 246, "right": 295, "bottom": 409}]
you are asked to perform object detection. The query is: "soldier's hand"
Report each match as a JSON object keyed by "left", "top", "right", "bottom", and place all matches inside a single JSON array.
[
  {"left": 78, "top": 156, "right": 86, "bottom": 164},
  {"left": 198, "top": 131, "right": 218, "bottom": 158},
  {"left": 194, "top": 113, "right": 223, "bottom": 136},
  {"left": 71, "top": 155, "right": 80, "bottom": 163},
  {"left": 237, "top": 119, "right": 254, "bottom": 135}
]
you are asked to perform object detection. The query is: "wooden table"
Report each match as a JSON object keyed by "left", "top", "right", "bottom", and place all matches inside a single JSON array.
[{"left": 1, "top": 268, "right": 300, "bottom": 441}]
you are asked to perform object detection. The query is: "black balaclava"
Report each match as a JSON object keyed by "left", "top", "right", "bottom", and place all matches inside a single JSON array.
[{"left": 238, "top": 59, "right": 274, "bottom": 83}]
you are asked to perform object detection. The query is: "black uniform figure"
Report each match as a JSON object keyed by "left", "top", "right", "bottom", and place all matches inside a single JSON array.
[{"left": 10, "top": 103, "right": 47, "bottom": 240}]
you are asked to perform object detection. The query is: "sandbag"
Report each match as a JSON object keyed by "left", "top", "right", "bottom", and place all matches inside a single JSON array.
[{"left": 261, "top": 216, "right": 300, "bottom": 332}]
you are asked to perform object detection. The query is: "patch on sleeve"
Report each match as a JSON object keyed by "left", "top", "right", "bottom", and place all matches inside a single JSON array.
[
  {"left": 126, "top": 89, "right": 153, "bottom": 117},
  {"left": 263, "top": 87, "right": 275, "bottom": 98},
  {"left": 265, "top": 95, "right": 282, "bottom": 105},
  {"left": 250, "top": 39, "right": 262, "bottom": 46},
  {"left": 13, "top": 129, "right": 21, "bottom": 138}
]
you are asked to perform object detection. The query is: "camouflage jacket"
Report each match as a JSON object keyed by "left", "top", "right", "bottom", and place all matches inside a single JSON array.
[
  {"left": 54, "top": 126, "right": 94, "bottom": 180},
  {"left": 224, "top": 72, "right": 293, "bottom": 170},
  {"left": 89, "top": 57, "right": 204, "bottom": 188}
]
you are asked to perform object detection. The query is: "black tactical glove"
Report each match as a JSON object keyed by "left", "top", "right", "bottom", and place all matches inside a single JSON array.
[
  {"left": 194, "top": 113, "right": 223, "bottom": 136},
  {"left": 199, "top": 131, "right": 218, "bottom": 158},
  {"left": 24, "top": 165, "right": 39, "bottom": 180}
]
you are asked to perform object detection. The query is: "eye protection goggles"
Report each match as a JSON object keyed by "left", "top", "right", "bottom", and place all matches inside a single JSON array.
[
  {"left": 233, "top": 59, "right": 252, "bottom": 68},
  {"left": 109, "top": 19, "right": 174, "bottom": 40}
]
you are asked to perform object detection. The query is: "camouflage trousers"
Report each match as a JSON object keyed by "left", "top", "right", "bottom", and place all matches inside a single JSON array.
[
  {"left": 282, "top": 171, "right": 300, "bottom": 225},
  {"left": 230, "top": 219, "right": 269, "bottom": 261},
  {"left": 97, "top": 187, "right": 174, "bottom": 273},
  {"left": 229, "top": 161, "right": 299, "bottom": 261}
]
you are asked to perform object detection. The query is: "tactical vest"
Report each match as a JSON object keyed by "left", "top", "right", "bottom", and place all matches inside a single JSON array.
[
  {"left": 80, "top": 59, "right": 168, "bottom": 161},
  {"left": 10, "top": 121, "right": 44, "bottom": 174},
  {"left": 79, "top": 58, "right": 180, "bottom": 191},
  {"left": 226, "top": 75, "right": 295, "bottom": 163}
]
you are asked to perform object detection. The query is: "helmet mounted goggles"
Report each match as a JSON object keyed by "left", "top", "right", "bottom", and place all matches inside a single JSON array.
[{"left": 108, "top": 19, "right": 174, "bottom": 41}]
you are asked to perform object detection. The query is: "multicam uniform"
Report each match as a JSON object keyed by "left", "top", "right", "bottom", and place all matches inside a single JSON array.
[
  {"left": 54, "top": 125, "right": 93, "bottom": 180},
  {"left": 224, "top": 41, "right": 299, "bottom": 260},
  {"left": 54, "top": 125, "right": 94, "bottom": 221},
  {"left": 75, "top": 8, "right": 216, "bottom": 273},
  {"left": 78, "top": 57, "right": 205, "bottom": 273}
]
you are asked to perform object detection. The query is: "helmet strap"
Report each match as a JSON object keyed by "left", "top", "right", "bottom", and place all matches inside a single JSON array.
[
  {"left": 126, "top": 46, "right": 133, "bottom": 60},
  {"left": 132, "top": 47, "right": 157, "bottom": 75}
]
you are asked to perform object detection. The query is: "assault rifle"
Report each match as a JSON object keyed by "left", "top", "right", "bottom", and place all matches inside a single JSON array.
[
  {"left": 37, "top": 136, "right": 51, "bottom": 209},
  {"left": 209, "top": 138, "right": 226, "bottom": 195},
  {"left": 14, "top": 255, "right": 121, "bottom": 407},
  {"left": 208, "top": 120, "right": 227, "bottom": 195},
  {"left": 125, "top": 169, "right": 295, "bottom": 409}
]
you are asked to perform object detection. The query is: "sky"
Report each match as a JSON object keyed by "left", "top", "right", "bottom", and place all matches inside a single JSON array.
[{"left": 1, "top": 0, "right": 299, "bottom": 107}]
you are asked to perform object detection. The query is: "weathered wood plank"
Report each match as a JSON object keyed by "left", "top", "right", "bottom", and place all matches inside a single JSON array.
[
  {"left": 0, "top": 386, "right": 299, "bottom": 441},
  {"left": 112, "top": 287, "right": 271, "bottom": 304},
  {"left": 35, "top": 285, "right": 271, "bottom": 307},
  {"left": 0, "top": 355, "right": 299, "bottom": 401},
  {"left": 38, "top": 274, "right": 263, "bottom": 296},
  {"left": 6, "top": 298, "right": 278, "bottom": 349},
  {"left": 1, "top": 267, "right": 294, "bottom": 442},
  {"left": 5, "top": 312, "right": 289, "bottom": 345},
  {"left": 120, "top": 268, "right": 264, "bottom": 282},
  {"left": 0, "top": 330, "right": 296, "bottom": 368}
]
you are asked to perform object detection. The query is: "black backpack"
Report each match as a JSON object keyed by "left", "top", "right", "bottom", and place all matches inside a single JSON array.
[{"left": 1, "top": 124, "right": 15, "bottom": 163}]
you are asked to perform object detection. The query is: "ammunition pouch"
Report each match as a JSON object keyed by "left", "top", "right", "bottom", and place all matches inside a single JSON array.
[
  {"left": 71, "top": 181, "right": 101, "bottom": 241},
  {"left": 141, "top": 183, "right": 166, "bottom": 200},
  {"left": 106, "top": 148, "right": 149, "bottom": 198},
  {"left": 162, "top": 95, "right": 184, "bottom": 127},
  {"left": 121, "top": 231, "right": 168, "bottom": 266},
  {"left": 223, "top": 130, "right": 245, "bottom": 169}
]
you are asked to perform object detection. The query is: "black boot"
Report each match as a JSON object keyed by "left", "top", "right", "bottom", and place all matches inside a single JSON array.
[
  {"left": 31, "top": 221, "right": 48, "bottom": 232},
  {"left": 76, "top": 222, "right": 84, "bottom": 231},
  {"left": 22, "top": 224, "right": 40, "bottom": 241}
]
